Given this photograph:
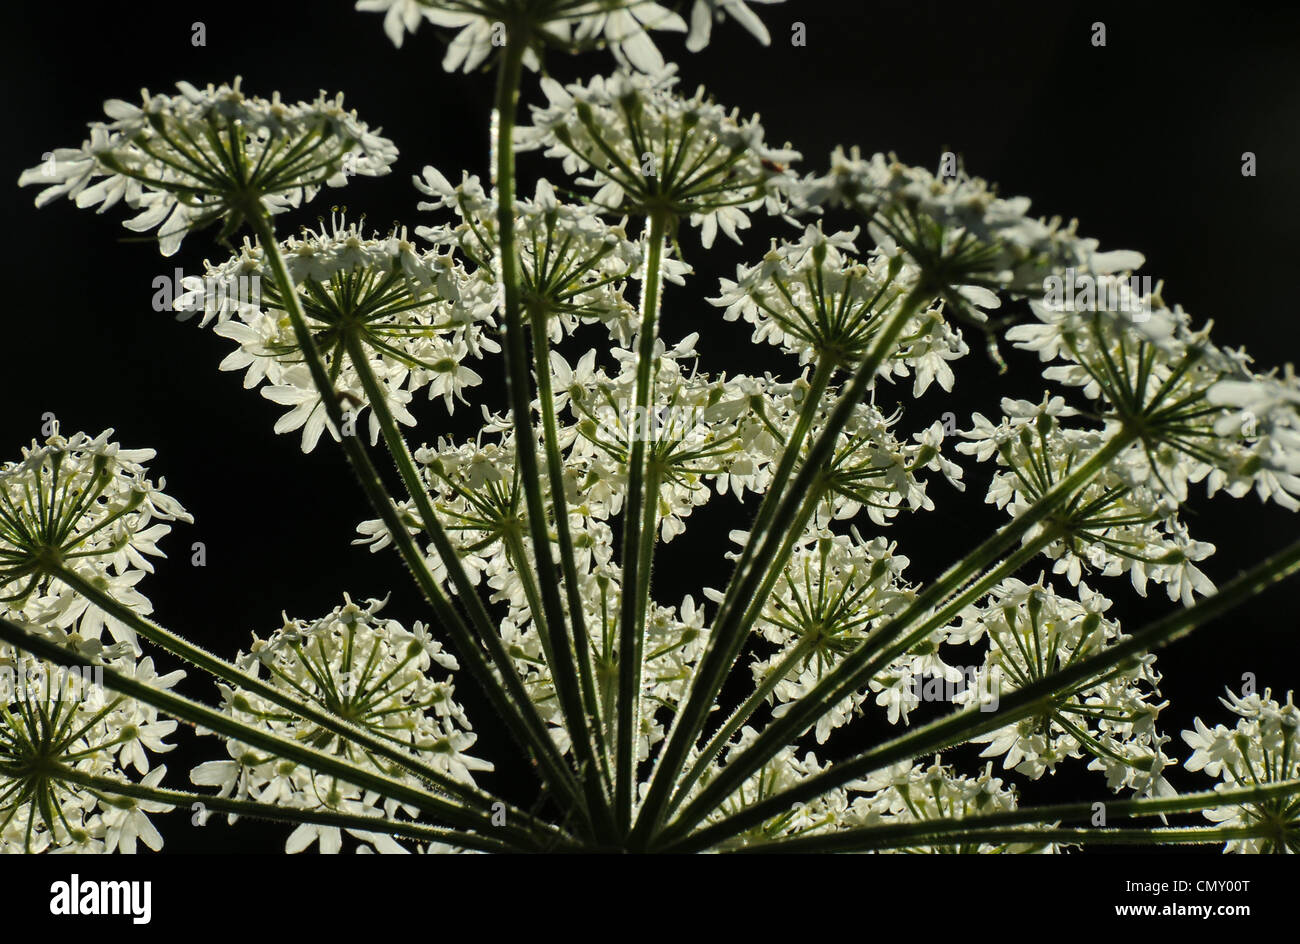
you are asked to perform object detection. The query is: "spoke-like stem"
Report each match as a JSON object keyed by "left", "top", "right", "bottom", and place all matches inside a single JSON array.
[
  {"left": 244, "top": 207, "right": 590, "bottom": 829},
  {"left": 528, "top": 300, "right": 609, "bottom": 789},
  {"left": 0, "top": 614, "right": 556, "bottom": 850},
  {"left": 635, "top": 285, "right": 927, "bottom": 842},
  {"left": 736, "top": 823, "right": 1278, "bottom": 853},
  {"left": 710, "top": 357, "right": 837, "bottom": 630},
  {"left": 616, "top": 208, "right": 670, "bottom": 830},
  {"left": 46, "top": 765, "right": 521, "bottom": 854},
  {"left": 728, "top": 779, "right": 1300, "bottom": 853},
  {"left": 488, "top": 30, "right": 613, "bottom": 838},
  {"left": 659, "top": 534, "right": 1300, "bottom": 851},
  {"left": 663, "top": 489, "right": 825, "bottom": 815},
  {"left": 342, "top": 331, "right": 584, "bottom": 773}
]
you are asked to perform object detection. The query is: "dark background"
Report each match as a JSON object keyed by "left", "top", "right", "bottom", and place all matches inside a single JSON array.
[{"left": 2, "top": 1, "right": 1298, "bottom": 854}]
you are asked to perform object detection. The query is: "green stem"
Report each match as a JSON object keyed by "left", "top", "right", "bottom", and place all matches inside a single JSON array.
[
  {"left": 48, "top": 765, "right": 522, "bottom": 854},
  {"left": 489, "top": 31, "right": 613, "bottom": 839},
  {"left": 528, "top": 299, "right": 609, "bottom": 789},
  {"left": 661, "top": 488, "right": 825, "bottom": 819},
  {"left": 245, "top": 208, "right": 589, "bottom": 828},
  {"left": 675, "top": 635, "right": 819, "bottom": 810},
  {"left": 616, "top": 208, "right": 670, "bottom": 831},
  {"left": 341, "top": 330, "right": 601, "bottom": 831}
]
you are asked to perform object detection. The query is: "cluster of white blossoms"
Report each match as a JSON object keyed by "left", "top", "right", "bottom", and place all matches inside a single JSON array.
[
  {"left": 518, "top": 66, "right": 800, "bottom": 247},
  {"left": 0, "top": 430, "right": 189, "bottom": 853},
  {"left": 753, "top": 531, "right": 913, "bottom": 742},
  {"left": 19, "top": 78, "right": 397, "bottom": 256},
  {"left": 357, "top": 0, "right": 787, "bottom": 72},
  {"left": 843, "top": 758, "right": 1042, "bottom": 854},
  {"left": 1009, "top": 279, "right": 1300, "bottom": 512},
  {"left": 1182, "top": 689, "right": 1300, "bottom": 853},
  {"left": 0, "top": 642, "right": 183, "bottom": 853},
  {"left": 713, "top": 224, "right": 969, "bottom": 388},
  {"left": 694, "top": 746, "right": 1038, "bottom": 853},
  {"left": 175, "top": 214, "right": 500, "bottom": 452},
  {"left": 795, "top": 149, "right": 1146, "bottom": 304},
  {"left": 415, "top": 170, "right": 645, "bottom": 342},
  {"left": 947, "top": 578, "right": 1173, "bottom": 796},
  {"left": 957, "top": 397, "right": 1217, "bottom": 606},
  {"left": 193, "top": 595, "right": 490, "bottom": 853},
  {"left": 0, "top": 429, "right": 191, "bottom": 645}
]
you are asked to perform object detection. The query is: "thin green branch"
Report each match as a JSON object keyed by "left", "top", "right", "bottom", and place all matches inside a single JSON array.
[
  {"left": 616, "top": 208, "right": 670, "bottom": 831},
  {"left": 488, "top": 29, "right": 613, "bottom": 839},
  {"left": 730, "top": 779, "right": 1300, "bottom": 852},
  {"left": 44, "top": 765, "right": 519, "bottom": 854}
]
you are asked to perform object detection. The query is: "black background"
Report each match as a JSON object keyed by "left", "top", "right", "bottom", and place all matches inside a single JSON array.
[{"left": 2, "top": 0, "right": 1299, "bottom": 857}]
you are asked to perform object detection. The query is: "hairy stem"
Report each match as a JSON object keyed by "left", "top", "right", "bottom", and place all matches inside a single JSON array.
[{"left": 616, "top": 208, "right": 670, "bottom": 830}]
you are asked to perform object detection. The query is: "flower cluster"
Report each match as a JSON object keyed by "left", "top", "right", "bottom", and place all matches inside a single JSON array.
[
  {"left": 951, "top": 578, "right": 1173, "bottom": 795},
  {"left": 753, "top": 530, "right": 913, "bottom": 742},
  {"left": 796, "top": 149, "right": 1144, "bottom": 304},
  {"left": 713, "top": 224, "right": 969, "bottom": 384},
  {"left": 844, "top": 758, "right": 1041, "bottom": 854},
  {"left": 0, "top": 429, "right": 191, "bottom": 645},
  {"left": 518, "top": 67, "right": 800, "bottom": 246},
  {"left": 177, "top": 213, "right": 499, "bottom": 452},
  {"left": 1182, "top": 688, "right": 1300, "bottom": 854},
  {"left": 415, "top": 170, "right": 644, "bottom": 342},
  {"left": 19, "top": 78, "right": 397, "bottom": 255},
  {"left": 193, "top": 595, "right": 489, "bottom": 853},
  {"left": 1009, "top": 280, "right": 1300, "bottom": 513},
  {"left": 0, "top": 642, "right": 182, "bottom": 853},
  {"left": 958, "top": 397, "right": 1217, "bottom": 605}
]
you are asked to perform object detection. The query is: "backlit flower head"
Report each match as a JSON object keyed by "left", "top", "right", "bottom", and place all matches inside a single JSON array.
[
  {"left": 196, "top": 594, "right": 489, "bottom": 852},
  {"left": 798, "top": 149, "right": 1144, "bottom": 310},
  {"left": 0, "top": 643, "right": 183, "bottom": 853},
  {"left": 19, "top": 78, "right": 398, "bottom": 255},
  {"left": 518, "top": 67, "right": 800, "bottom": 246},
  {"left": 1183, "top": 688, "right": 1300, "bottom": 853},
  {"left": 955, "top": 578, "right": 1171, "bottom": 793},
  {"left": 0, "top": 428, "right": 190, "bottom": 622},
  {"left": 179, "top": 213, "right": 499, "bottom": 453},
  {"left": 415, "top": 169, "right": 643, "bottom": 341}
]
